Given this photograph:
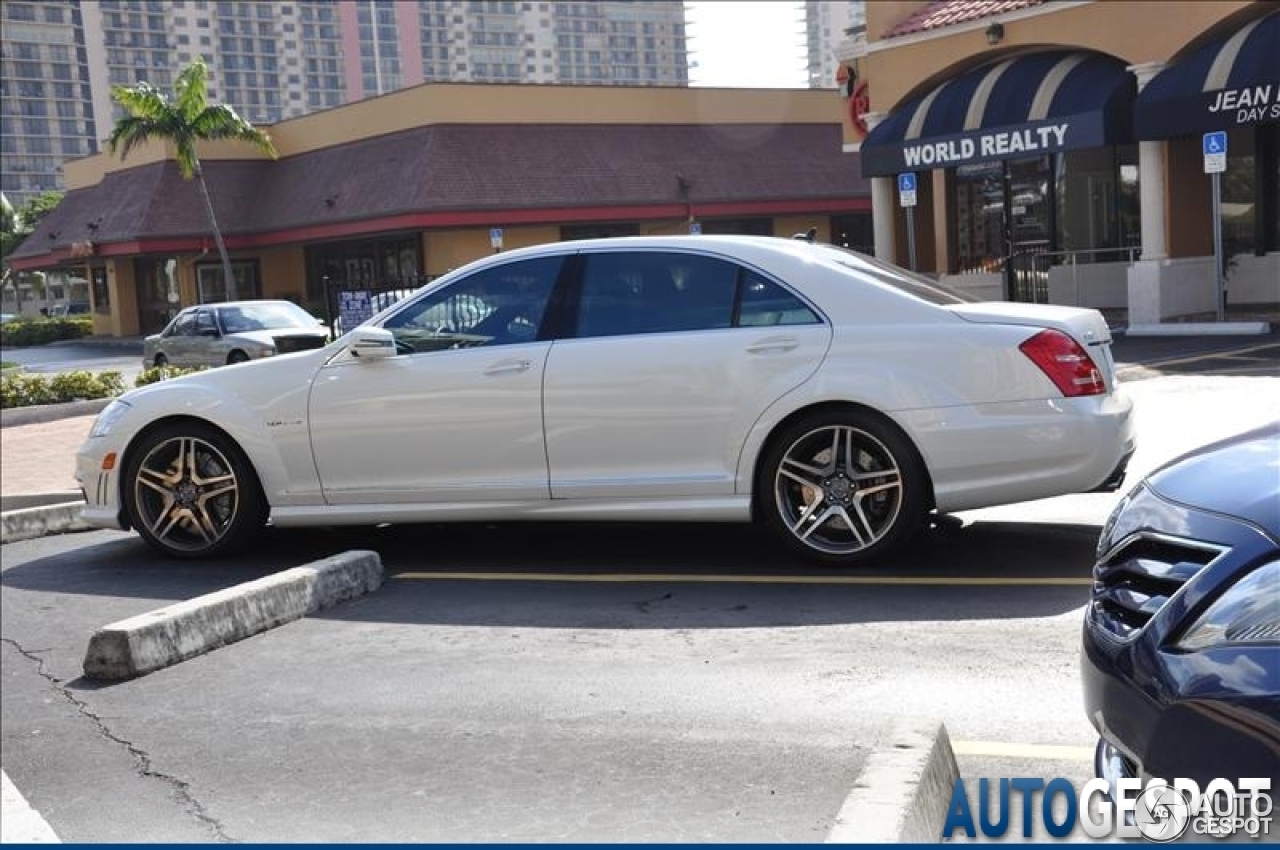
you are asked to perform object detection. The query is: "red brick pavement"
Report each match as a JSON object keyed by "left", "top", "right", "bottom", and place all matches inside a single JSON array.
[{"left": 0, "top": 415, "right": 94, "bottom": 497}]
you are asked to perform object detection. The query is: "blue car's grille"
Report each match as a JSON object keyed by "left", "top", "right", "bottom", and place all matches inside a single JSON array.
[{"left": 1091, "top": 534, "right": 1223, "bottom": 640}]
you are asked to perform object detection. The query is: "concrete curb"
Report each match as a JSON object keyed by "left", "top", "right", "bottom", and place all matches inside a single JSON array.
[
  {"left": 1, "top": 398, "right": 112, "bottom": 428},
  {"left": 0, "top": 500, "right": 91, "bottom": 544},
  {"left": 1, "top": 491, "right": 84, "bottom": 513},
  {"left": 826, "top": 718, "right": 959, "bottom": 843},
  {"left": 1125, "top": 321, "right": 1271, "bottom": 337},
  {"left": 82, "top": 549, "right": 384, "bottom": 680}
]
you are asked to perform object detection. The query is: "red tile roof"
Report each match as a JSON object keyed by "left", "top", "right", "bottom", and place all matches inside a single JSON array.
[
  {"left": 12, "top": 122, "right": 869, "bottom": 264},
  {"left": 882, "top": 0, "right": 1044, "bottom": 39}
]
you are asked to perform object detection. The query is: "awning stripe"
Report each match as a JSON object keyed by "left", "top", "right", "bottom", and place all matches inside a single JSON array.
[
  {"left": 964, "top": 59, "right": 1017, "bottom": 131},
  {"left": 906, "top": 83, "right": 950, "bottom": 141},
  {"left": 1204, "top": 14, "right": 1264, "bottom": 92},
  {"left": 1029, "top": 55, "right": 1088, "bottom": 121}
]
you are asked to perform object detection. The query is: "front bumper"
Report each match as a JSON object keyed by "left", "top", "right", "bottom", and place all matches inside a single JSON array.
[
  {"left": 75, "top": 438, "right": 127, "bottom": 530},
  {"left": 1082, "top": 488, "right": 1280, "bottom": 786}
]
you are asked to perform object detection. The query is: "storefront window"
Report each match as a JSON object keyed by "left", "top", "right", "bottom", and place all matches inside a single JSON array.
[
  {"left": 303, "top": 235, "right": 422, "bottom": 316},
  {"left": 1222, "top": 127, "right": 1256, "bottom": 259},
  {"left": 1055, "top": 145, "right": 1139, "bottom": 263},
  {"left": 952, "top": 161, "right": 1006, "bottom": 274},
  {"left": 197, "top": 261, "right": 261, "bottom": 303}
]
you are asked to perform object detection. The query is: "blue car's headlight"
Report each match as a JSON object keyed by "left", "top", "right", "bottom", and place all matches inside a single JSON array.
[
  {"left": 1175, "top": 561, "right": 1280, "bottom": 650},
  {"left": 89, "top": 399, "right": 132, "bottom": 438}
]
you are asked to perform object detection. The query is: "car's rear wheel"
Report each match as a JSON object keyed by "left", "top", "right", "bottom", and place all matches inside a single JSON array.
[
  {"left": 760, "top": 410, "right": 928, "bottom": 565},
  {"left": 153, "top": 353, "right": 168, "bottom": 368},
  {"left": 227, "top": 350, "right": 249, "bottom": 365},
  {"left": 122, "top": 422, "right": 266, "bottom": 558}
]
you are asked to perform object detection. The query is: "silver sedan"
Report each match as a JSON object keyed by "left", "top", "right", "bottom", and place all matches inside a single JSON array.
[{"left": 143, "top": 300, "right": 329, "bottom": 368}]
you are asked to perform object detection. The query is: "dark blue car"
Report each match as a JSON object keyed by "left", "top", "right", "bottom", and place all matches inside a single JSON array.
[{"left": 1082, "top": 422, "right": 1280, "bottom": 788}]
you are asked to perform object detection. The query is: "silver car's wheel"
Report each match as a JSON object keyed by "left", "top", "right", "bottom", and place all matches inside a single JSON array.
[
  {"left": 123, "top": 424, "right": 265, "bottom": 558},
  {"left": 227, "top": 350, "right": 249, "bottom": 364},
  {"left": 153, "top": 353, "right": 168, "bottom": 368},
  {"left": 762, "top": 411, "right": 927, "bottom": 563}
]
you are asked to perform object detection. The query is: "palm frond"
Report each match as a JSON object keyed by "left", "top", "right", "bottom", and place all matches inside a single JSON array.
[
  {"left": 174, "top": 59, "right": 210, "bottom": 123},
  {"left": 192, "top": 105, "right": 278, "bottom": 158}
]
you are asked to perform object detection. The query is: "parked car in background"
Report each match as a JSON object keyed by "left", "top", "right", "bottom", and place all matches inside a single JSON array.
[
  {"left": 1083, "top": 422, "right": 1280, "bottom": 792},
  {"left": 50, "top": 302, "right": 91, "bottom": 317},
  {"left": 81, "top": 235, "right": 1134, "bottom": 559},
  {"left": 142, "top": 300, "right": 329, "bottom": 368}
]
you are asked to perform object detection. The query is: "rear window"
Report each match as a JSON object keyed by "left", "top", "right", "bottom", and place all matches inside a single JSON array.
[{"left": 813, "top": 245, "right": 979, "bottom": 306}]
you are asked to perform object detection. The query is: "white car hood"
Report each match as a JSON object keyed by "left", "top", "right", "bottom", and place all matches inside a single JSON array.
[{"left": 227, "top": 327, "right": 327, "bottom": 345}]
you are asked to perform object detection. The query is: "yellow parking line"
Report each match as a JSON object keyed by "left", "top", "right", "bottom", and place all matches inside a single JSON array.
[
  {"left": 392, "top": 571, "right": 1091, "bottom": 586},
  {"left": 953, "top": 740, "right": 1095, "bottom": 762}
]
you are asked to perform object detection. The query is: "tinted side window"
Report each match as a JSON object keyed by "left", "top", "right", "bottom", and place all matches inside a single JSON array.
[
  {"left": 576, "top": 252, "right": 736, "bottom": 338},
  {"left": 167, "top": 312, "right": 197, "bottom": 336},
  {"left": 383, "top": 257, "right": 561, "bottom": 353},
  {"left": 738, "top": 271, "right": 820, "bottom": 327}
]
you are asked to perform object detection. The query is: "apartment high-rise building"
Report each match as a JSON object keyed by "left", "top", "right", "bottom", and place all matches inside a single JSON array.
[
  {"left": 0, "top": 1, "right": 98, "bottom": 205},
  {"left": 1, "top": 0, "right": 689, "bottom": 206},
  {"left": 805, "top": 0, "right": 863, "bottom": 89}
]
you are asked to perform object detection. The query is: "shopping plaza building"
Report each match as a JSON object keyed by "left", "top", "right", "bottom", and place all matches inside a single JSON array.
[
  {"left": 6, "top": 83, "right": 872, "bottom": 336},
  {"left": 6, "top": 0, "right": 1278, "bottom": 335},
  {"left": 848, "top": 0, "right": 1278, "bottom": 323}
]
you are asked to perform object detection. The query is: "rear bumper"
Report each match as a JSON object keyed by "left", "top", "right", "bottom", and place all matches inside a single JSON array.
[
  {"left": 909, "top": 389, "right": 1135, "bottom": 513},
  {"left": 1088, "top": 448, "right": 1133, "bottom": 493}
]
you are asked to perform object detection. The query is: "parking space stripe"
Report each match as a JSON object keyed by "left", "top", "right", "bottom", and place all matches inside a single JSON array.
[
  {"left": 392, "top": 571, "right": 1091, "bottom": 586},
  {"left": 952, "top": 741, "right": 1095, "bottom": 761}
]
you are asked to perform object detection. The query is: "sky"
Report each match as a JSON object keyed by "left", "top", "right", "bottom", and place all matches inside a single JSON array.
[{"left": 685, "top": 2, "right": 809, "bottom": 88}]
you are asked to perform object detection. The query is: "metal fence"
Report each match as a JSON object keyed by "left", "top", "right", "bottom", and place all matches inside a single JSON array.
[{"left": 1006, "top": 245, "right": 1140, "bottom": 304}]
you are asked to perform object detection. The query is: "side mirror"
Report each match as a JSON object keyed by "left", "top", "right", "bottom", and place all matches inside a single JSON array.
[{"left": 349, "top": 327, "right": 397, "bottom": 361}]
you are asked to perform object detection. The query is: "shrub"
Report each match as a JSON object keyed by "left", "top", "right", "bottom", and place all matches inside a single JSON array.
[
  {"left": 0, "top": 369, "right": 123, "bottom": 408},
  {"left": 0, "top": 317, "right": 93, "bottom": 347},
  {"left": 134, "top": 365, "right": 209, "bottom": 387}
]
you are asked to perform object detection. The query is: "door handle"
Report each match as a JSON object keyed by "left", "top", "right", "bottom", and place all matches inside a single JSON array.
[
  {"left": 745, "top": 337, "right": 799, "bottom": 354},
  {"left": 484, "top": 359, "right": 532, "bottom": 375}
]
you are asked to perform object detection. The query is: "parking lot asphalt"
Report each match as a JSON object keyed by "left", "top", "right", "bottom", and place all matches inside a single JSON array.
[{"left": 2, "top": 327, "right": 1280, "bottom": 839}]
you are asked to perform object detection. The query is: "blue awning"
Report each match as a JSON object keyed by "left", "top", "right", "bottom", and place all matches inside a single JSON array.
[
  {"left": 860, "top": 51, "right": 1136, "bottom": 178},
  {"left": 1135, "top": 10, "right": 1280, "bottom": 140}
]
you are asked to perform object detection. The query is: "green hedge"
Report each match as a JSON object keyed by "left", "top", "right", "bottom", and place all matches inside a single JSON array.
[
  {"left": 134, "top": 365, "right": 209, "bottom": 386},
  {"left": 0, "top": 317, "right": 93, "bottom": 347},
  {"left": 0, "top": 369, "right": 124, "bottom": 408}
]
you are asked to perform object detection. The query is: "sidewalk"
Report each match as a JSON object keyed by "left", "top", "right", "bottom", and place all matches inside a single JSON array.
[{"left": 0, "top": 415, "right": 93, "bottom": 500}]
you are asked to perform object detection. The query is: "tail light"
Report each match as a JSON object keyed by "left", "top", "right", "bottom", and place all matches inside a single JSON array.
[{"left": 1019, "top": 329, "right": 1106, "bottom": 397}]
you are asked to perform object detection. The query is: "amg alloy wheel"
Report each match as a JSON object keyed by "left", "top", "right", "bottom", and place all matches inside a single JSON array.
[
  {"left": 762, "top": 411, "right": 927, "bottom": 564},
  {"left": 123, "top": 423, "right": 265, "bottom": 557}
]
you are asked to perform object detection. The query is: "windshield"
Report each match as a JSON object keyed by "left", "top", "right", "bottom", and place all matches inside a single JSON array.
[
  {"left": 218, "top": 302, "right": 320, "bottom": 333},
  {"left": 811, "top": 244, "right": 980, "bottom": 305}
]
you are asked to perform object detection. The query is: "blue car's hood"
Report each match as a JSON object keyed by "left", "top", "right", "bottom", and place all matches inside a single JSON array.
[{"left": 1145, "top": 422, "right": 1280, "bottom": 537}]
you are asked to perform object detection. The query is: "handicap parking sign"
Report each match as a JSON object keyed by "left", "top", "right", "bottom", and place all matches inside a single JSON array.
[
  {"left": 1203, "top": 131, "right": 1227, "bottom": 173},
  {"left": 897, "top": 172, "right": 917, "bottom": 207}
]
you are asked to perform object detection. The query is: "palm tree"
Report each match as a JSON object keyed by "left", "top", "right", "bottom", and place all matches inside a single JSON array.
[{"left": 108, "top": 59, "right": 276, "bottom": 300}]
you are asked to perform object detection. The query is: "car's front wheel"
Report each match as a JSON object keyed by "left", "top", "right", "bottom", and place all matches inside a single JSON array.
[
  {"left": 122, "top": 422, "right": 266, "bottom": 558},
  {"left": 153, "top": 353, "right": 168, "bottom": 368},
  {"left": 760, "top": 410, "right": 928, "bottom": 565},
  {"left": 227, "top": 350, "right": 249, "bottom": 365}
]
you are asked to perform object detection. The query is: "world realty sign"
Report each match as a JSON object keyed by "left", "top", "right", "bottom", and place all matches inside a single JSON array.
[{"left": 861, "top": 115, "right": 1112, "bottom": 178}]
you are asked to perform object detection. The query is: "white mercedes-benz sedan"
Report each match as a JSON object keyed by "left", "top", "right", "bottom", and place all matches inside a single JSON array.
[{"left": 76, "top": 236, "right": 1135, "bottom": 563}]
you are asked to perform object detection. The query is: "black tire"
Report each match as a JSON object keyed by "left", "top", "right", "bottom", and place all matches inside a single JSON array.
[
  {"left": 153, "top": 353, "right": 168, "bottom": 368},
  {"left": 758, "top": 409, "right": 929, "bottom": 565},
  {"left": 227, "top": 350, "right": 250, "bottom": 365},
  {"left": 122, "top": 422, "right": 267, "bottom": 558}
]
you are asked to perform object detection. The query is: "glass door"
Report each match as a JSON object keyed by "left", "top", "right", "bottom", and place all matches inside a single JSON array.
[{"left": 1005, "top": 155, "right": 1053, "bottom": 303}]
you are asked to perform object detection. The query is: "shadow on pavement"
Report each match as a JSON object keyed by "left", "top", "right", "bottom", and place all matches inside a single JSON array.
[{"left": 3, "top": 518, "right": 1100, "bottom": 631}]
